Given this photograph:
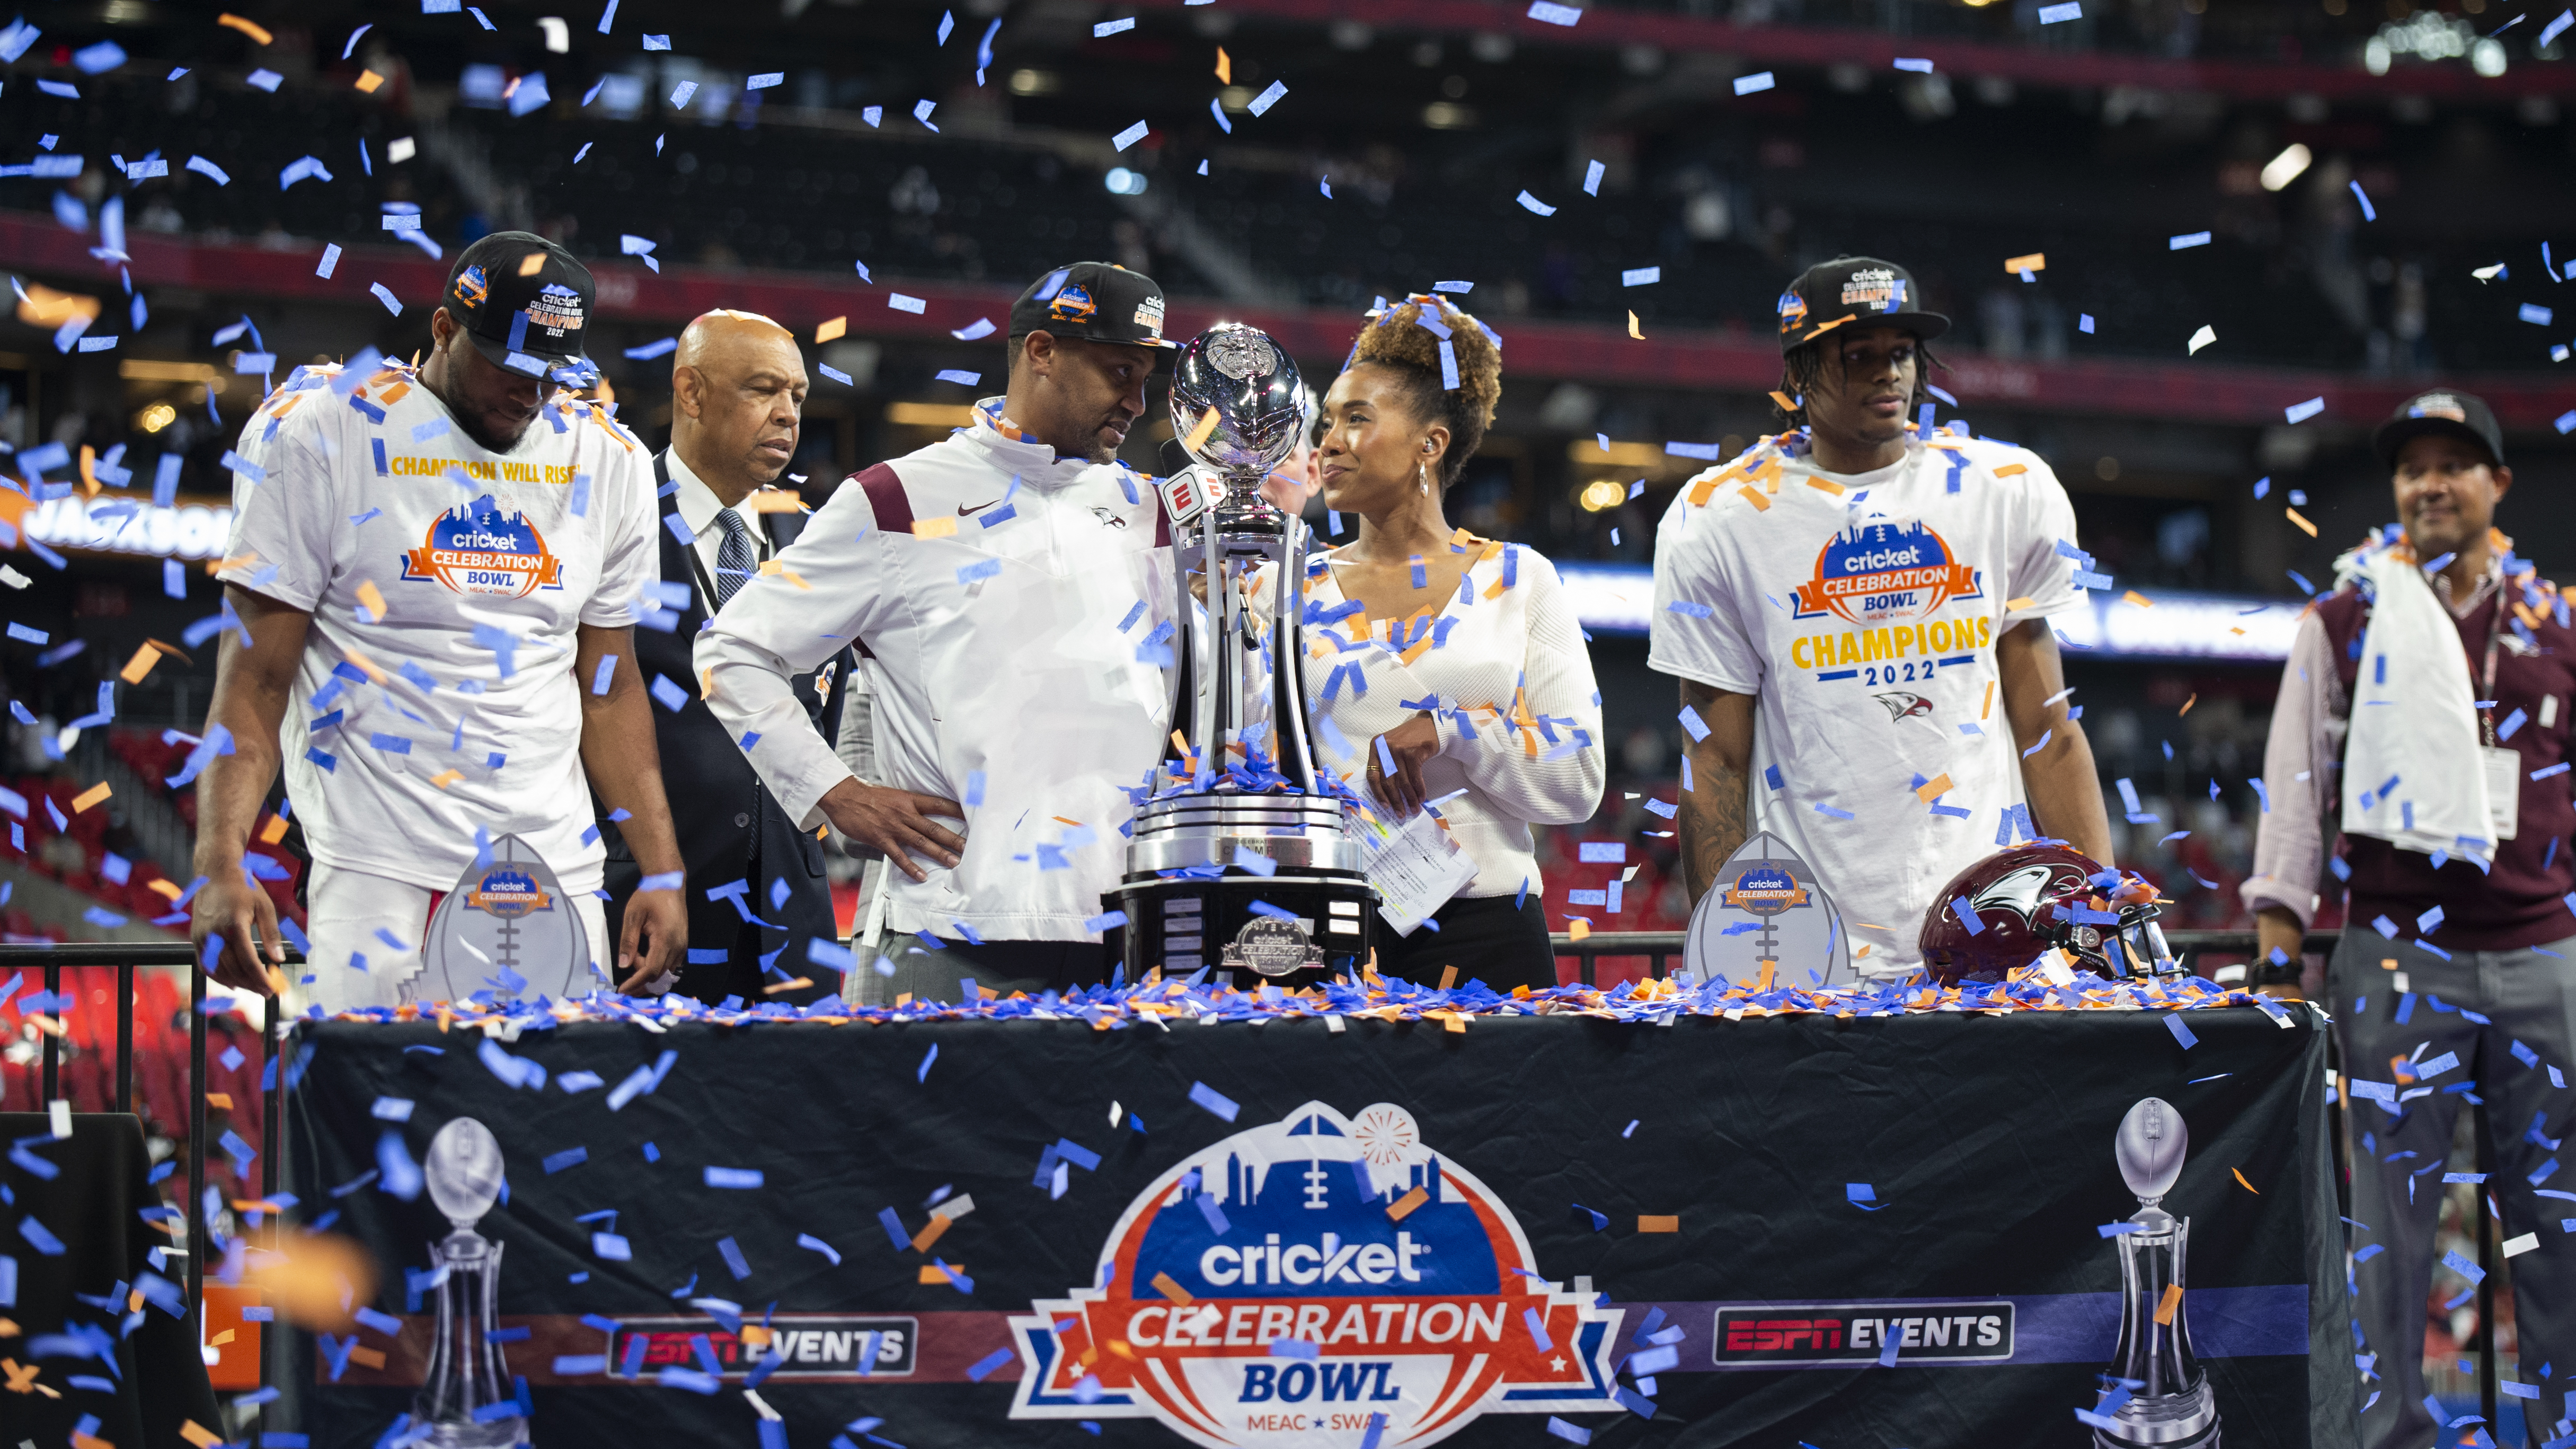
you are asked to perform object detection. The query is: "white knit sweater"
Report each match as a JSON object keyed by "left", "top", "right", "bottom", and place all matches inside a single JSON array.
[{"left": 1298, "top": 541, "right": 1606, "bottom": 899}]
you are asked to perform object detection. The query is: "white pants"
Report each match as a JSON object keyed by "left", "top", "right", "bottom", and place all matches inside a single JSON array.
[{"left": 296, "top": 862, "right": 608, "bottom": 1015}]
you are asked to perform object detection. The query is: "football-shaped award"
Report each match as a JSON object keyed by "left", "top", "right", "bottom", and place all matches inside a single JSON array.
[
  {"left": 1684, "top": 829, "right": 1854, "bottom": 989},
  {"left": 417, "top": 833, "right": 594, "bottom": 1003}
]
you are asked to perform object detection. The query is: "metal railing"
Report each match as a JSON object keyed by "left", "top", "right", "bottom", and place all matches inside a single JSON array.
[{"left": 3, "top": 940, "right": 296, "bottom": 1427}]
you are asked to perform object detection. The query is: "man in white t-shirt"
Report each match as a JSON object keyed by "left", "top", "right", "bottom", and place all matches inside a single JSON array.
[
  {"left": 189, "top": 231, "right": 687, "bottom": 1010},
  {"left": 1652, "top": 256, "right": 2114, "bottom": 973}
]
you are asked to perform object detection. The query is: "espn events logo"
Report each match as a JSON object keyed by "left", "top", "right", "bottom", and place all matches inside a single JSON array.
[
  {"left": 1711, "top": 1301, "right": 2013, "bottom": 1369},
  {"left": 605, "top": 1316, "right": 916, "bottom": 1380},
  {"left": 1010, "top": 1101, "right": 1618, "bottom": 1447}
]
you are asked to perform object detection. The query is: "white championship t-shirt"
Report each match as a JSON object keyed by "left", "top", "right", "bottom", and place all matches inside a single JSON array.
[
  {"left": 1650, "top": 427, "right": 2083, "bottom": 971},
  {"left": 217, "top": 361, "right": 659, "bottom": 893}
]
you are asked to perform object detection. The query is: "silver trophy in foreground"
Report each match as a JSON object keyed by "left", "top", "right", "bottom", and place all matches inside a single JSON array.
[
  {"left": 2092, "top": 1096, "right": 2221, "bottom": 1448},
  {"left": 1103, "top": 322, "right": 1375, "bottom": 982}
]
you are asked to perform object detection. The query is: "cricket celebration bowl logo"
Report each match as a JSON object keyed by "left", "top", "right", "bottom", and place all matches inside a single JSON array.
[
  {"left": 1010, "top": 1101, "right": 1616, "bottom": 1447},
  {"left": 403, "top": 496, "right": 565, "bottom": 598},
  {"left": 1790, "top": 520, "right": 1980, "bottom": 626}
]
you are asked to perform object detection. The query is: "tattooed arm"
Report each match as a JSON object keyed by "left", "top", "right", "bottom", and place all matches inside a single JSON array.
[{"left": 1678, "top": 679, "right": 1759, "bottom": 904}]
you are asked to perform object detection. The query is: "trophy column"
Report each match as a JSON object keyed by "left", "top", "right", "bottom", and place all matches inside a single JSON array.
[
  {"left": 2093, "top": 1097, "right": 2220, "bottom": 1449},
  {"left": 414, "top": 1119, "right": 528, "bottom": 1447},
  {"left": 1109, "top": 322, "right": 1376, "bottom": 985}
]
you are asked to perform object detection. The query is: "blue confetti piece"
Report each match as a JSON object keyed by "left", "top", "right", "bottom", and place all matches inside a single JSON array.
[{"left": 1189, "top": 1081, "right": 1241, "bottom": 1121}]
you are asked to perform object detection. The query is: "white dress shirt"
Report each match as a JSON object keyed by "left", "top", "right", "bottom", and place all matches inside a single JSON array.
[{"left": 665, "top": 445, "right": 770, "bottom": 600}]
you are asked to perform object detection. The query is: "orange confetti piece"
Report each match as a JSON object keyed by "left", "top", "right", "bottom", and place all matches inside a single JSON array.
[
  {"left": 816, "top": 316, "right": 848, "bottom": 344},
  {"left": 1387, "top": 1186, "right": 1430, "bottom": 1221},
  {"left": 71, "top": 782, "right": 111, "bottom": 814},
  {"left": 1805, "top": 477, "right": 1845, "bottom": 497},
  {"left": 1566, "top": 918, "right": 1591, "bottom": 942},
  {"left": 913, "top": 516, "right": 960, "bottom": 539},
  {"left": 1637, "top": 1215, "right": 1679, "bottom": 1233},
  {"left": 910, "top": 1215, "right": 953, "bottom": 1253},
  {"left": 148, "top": 878, "right": 183, "bottom": 902},
  {"left": 917, "top": 1264, "right": 966, "bottom": 1285},
  {"left": 1980, "top": 681, "right": 1996, "bottom": 721},
  {"left": 1215, "top": 47, "right": 1231, "bottom": 84},
  {"left": 355, "top": 69, "right": 385, "bottom": 93},
  {"left": 2005, "top": 596, "right": 2037, "bottom": 611},
  {"left": 206, "top": 1093, "right": 234, "bottom": 1110},
  {"left": 259, "top": 812, "right": 290, "bottom": 844},
  {"left": 1913, "top": 773, "right": 1953, "bottom": 803},
  {"left": 1736, "top": 485, "right": 1769, "bottom": 512},
  {"left": 2153, "top": 1282, "right": 2182, "bottom": 1326},
  {"left": 349, "top": 1345, "right": 387, "bottom": 1368},
  {"left": 1184, "top": 405, "right": 1221, "bottom": 453},
  {"left": 183, "top": 1420, "right": 226, "bottom": 1448},
  {"left": 1993, "top": 463, "right": 2027, "bottom": 477},
  {"left": 1626, "top": 310, "right": 1643, "bottom": 340},
  {"left": 1767, "top": 390, "right": 1798, "bottom": 412},
  {"left": 118, "top": 642, "right": 162, "bottom": 685},
  {"left": 208, "top": 1328, "right": 236, "bottom": 1347},
  {"left": 1150, "top": 1271, "right": 1196, "bottom": 1306},
  {"left": 2003, "top": 252, "right": 2046, "bottom": 274},
  {"left": 2231, "top": 1168, "right": 2259, "bottom": 1194},
  {"left": 1438, "top": 965, "right": 1458, "bottom": 991},
  {"left": 2179, "top": 693, "right": 2197, "bottom": 717},
  {"left": 427, "top": 770, "right": 463, "bottom": 790},
  {"left": 2121, "top": 590, "right": 2154, "bottom": 609},
  {"left": 762, "top": 976, "right": 814, "bottom": 994},
  {"left": 517, "top": 251, "right": 546, "bottom": 277},
  {"left": 218, "top": 13, "right": 274, "bottom": 43},
  {"left": 357, "top": 580, "right": 389, "bottom": 622},
  {"left": 2285, "top": 506, "right": 2317, "bottom": 537},
  {"left": 748, "top": 488, "right": 803, "bottom": 513}
]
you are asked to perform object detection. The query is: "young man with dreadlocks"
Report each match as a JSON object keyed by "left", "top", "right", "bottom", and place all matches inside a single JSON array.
[{"left": 1649, "top": 257, "right": 2114, "bottom": 975}]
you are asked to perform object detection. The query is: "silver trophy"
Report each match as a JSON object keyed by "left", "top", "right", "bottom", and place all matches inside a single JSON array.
[
  {"left": 415, "top": 1118, "right": 526, "bottom": 1446},
  {"left": 1103, "top": 323, "right": 1375, "bottom": 981},
  {"left": 2093, "top": 1097, "right": 2220, "bottom": 1448}
]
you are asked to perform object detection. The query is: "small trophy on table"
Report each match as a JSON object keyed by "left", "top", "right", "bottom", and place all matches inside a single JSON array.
[
  {"left": 415, "top": 1118, "right": 526, "bottom": 1446},
  {"left": 2091, "top": 1096, "right": 2221, "bottom": 1448},
  {"left": 1103, "top": 322, "right": 1376, "bottom": 984}
]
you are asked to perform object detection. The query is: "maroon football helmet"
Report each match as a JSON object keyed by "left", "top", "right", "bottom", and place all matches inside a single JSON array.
[{"left": 1918, "top": 843, "right": 2171, "bottom": 985}]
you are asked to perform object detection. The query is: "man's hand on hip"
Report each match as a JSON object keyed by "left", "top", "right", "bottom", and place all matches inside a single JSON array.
[{"left": 820, "top": 777, "right": 966, "bottom": 882}]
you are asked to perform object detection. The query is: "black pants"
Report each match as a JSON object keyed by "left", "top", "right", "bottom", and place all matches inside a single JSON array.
[
  {"left": 888, "top": 936, "right": 1111, "bottom": 1003},
  {"left": 1374, "top": 895, "right": 1557, "bottom": 993}
]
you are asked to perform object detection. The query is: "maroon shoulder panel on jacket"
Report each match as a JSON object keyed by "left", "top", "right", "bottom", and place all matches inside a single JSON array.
[{"left": 847, "top": 463, "right": 913, "bottom": 537}]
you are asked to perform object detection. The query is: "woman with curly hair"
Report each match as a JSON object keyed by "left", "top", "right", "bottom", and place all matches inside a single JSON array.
[{"left": 1301, "top": 294, "right": 1604, "bottom": 990}]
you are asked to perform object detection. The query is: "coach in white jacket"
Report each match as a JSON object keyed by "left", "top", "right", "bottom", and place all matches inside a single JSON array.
[{"left": 697, "top": 262, "right": 1178, "bottom": 999}]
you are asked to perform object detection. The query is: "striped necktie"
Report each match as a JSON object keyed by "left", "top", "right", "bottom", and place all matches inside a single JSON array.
[{"left": 714, "top": 507, "right": 755, "bottom": 607}]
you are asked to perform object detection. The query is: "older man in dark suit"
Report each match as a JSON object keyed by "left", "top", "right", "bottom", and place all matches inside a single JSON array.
[{"left": 597, "top": 310, "right": 848, "bottom": 1005}]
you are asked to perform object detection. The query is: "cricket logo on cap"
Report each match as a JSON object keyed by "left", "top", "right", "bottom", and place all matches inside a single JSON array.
[
  {"left": 1791, "top": 519, "right": 1981, "bottom": 626},
  {"left": 403, "top": 496, "right": 565, "bottom": 598},
  {"left": 1777, "top": 288, "right": 1810, "bottom": 336},
  {"left": 1008, "top": 1100, "right": 1616, "bottom": 1447},
  {"left": 2409, "top": 393, "right": 2468, "bottom": 423},
  {"left": 454, "top": 264, "right": 490, "bottom": 308},
  {"left": 1839, "top": 268, "right": 1907, "bottom": 314},
  {"left": 523, "top": 282, "right": 586, "bottom": 340},
  {"left": 1136, "top": 294, "right": 1168, "bottom": 338},
  {"left": 1050, "top": 285, "right": 1100, "bottom": 325}
]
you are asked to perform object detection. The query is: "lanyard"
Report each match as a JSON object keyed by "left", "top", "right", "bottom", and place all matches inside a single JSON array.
[{"left": 2465, "top": 572, "right": 2507, "bottom": 748}]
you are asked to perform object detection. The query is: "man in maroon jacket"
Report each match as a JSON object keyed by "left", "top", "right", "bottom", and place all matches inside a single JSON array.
[{"left": 2245, "top": 389, "right": 2569, "bottom": 1447}]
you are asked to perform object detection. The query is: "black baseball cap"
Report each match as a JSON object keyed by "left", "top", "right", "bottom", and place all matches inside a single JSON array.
[
  {"left": 1776, "top": 256, "right": 1950, "bottom": 354},
  {"left": 441, "top": 231, "right": 595, "bottom": 378},
  {"left": 1008, "top": 261, "right": 1178, "bottom": 351},
  {"left": 2374, "top": 388, "right": 2504, "bottom": 468}
]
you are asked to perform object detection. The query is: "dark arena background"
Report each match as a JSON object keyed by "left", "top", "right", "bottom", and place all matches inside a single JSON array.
[{"left": 0, "top": 0, "right": 2570, "bottom": 1443}]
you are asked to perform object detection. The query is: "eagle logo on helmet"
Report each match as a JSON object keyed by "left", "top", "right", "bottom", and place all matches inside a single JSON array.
[{"left": 1918, "top": 843, "right": 2169, "bottom": 986}]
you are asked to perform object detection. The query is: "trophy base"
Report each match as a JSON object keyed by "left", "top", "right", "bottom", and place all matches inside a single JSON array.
[
  {"left": 2090, "top": 1377, "right": 2219, "bottom": 1449},
  {"left": 1105, "top": 872, "right": 1375, "bottom": 987},
  {"left": 421, "top": 1416, "right": 527, "bottom": 1448}
]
